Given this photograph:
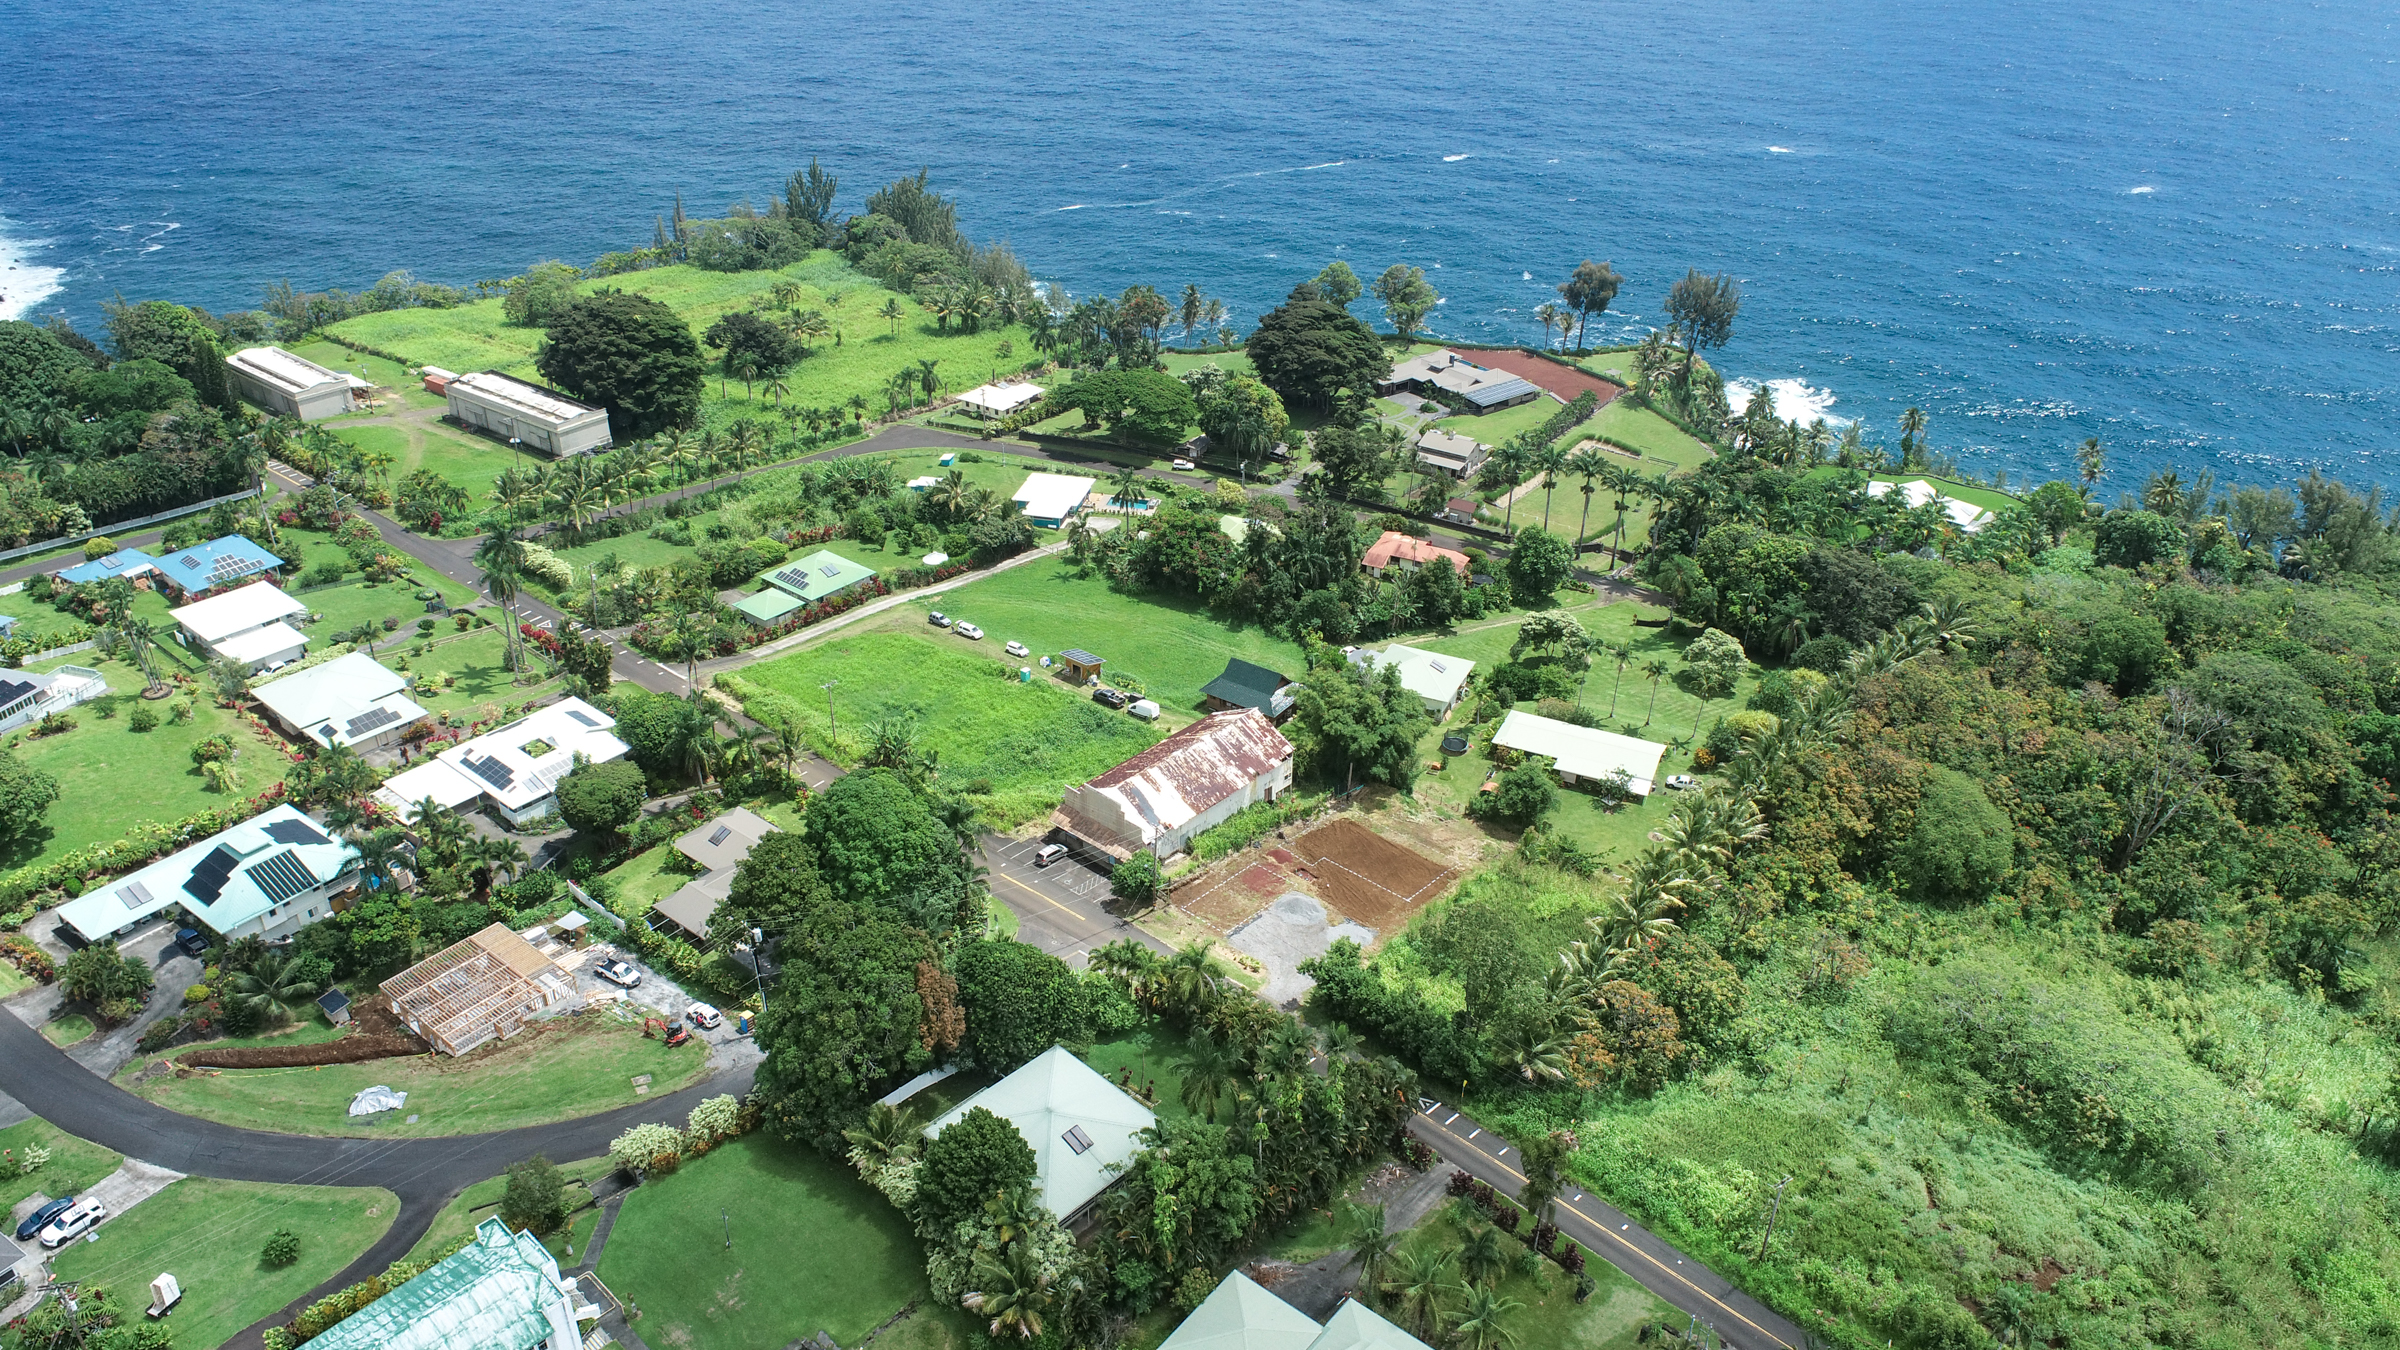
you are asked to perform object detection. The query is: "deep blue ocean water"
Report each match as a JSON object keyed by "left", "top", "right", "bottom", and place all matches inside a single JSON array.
[{"left": 3, "top": 0, "right": 2395, "bottom": 491}]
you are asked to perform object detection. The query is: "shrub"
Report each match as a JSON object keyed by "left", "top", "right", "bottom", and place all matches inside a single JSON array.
[
  {"left": 262, "top": 1228, "right": 301, "bottom": 1267},
  {"left": 83, "top": 535, "right": 115, "bottom": 561},
  {"left": 498, "top": 1156, "right": 568, "bottom": 1236},
  {"left": 608, "top": 1121, "right": 685, "bottom": 1175},
  {"left": 127, "top": 703, "right": 160, "bottom": 732}
]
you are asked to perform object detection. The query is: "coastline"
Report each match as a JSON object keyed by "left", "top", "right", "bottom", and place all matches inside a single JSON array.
[{"left": 0, "top": 218, "right": 66, "bottom": 322}]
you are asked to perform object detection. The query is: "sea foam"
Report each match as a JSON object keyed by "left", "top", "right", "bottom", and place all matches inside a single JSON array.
[
  {"left": 0, "top": 220, "right": 66, "bottom": 321},
  {"left": 1726, "top": 377, "right": 1845, "bottom": 426}
]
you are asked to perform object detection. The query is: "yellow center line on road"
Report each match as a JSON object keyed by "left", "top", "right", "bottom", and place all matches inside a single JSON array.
[
  {"left": 989, "top": 869, "right": 1101, "bottom": 926},
  {"left": 1416, "top": 1115, "right": 1796, "bottom": 1348}
]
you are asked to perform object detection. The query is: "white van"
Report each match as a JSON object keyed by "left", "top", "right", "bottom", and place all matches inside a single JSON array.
[
  {"left": 686, "top": 1002, "right": 724, "bottom": 1031},
  {"left": 1127, "top": 699, "right": 1161, "bottom": 721},
  {"left": 38, "top": 1196, "right": 105, "bottom": 1248}
]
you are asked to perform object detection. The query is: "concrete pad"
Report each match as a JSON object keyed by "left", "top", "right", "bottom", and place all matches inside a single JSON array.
[{"left": 1227, "top": 893, "right": 1374, "bottom": 1005}]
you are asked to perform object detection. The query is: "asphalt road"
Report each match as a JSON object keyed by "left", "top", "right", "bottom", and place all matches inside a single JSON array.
[
  {"left": 977, "top": 835, "right": 1170, "bottom": 968},
  {"left": 1408, "top": 1098, "right": 1807, "bottom": 1350}
]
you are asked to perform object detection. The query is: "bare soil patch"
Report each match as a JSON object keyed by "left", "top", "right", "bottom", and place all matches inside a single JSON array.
[
  {"left": 1292, "top": 820, "right": 1458, "bottom": 930},
  {"left": 1465, "top": 347, "right": 1627, "bottom": 405}
]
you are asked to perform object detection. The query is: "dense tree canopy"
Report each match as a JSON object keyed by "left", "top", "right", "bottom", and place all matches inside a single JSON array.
[
  {"left": 1245, "top": 289, "right": 1387, "bottom": 411},
  {"left": 802, "top": 768, "right": 971, "bottom": 927},
  {"left": 536, "top": 291, "right": 706, "bottom": 441}
]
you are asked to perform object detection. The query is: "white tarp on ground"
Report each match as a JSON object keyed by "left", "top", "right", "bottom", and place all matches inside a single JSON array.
[{"left": 348, "top": 1085, "right": 408, "bottom": 1116}]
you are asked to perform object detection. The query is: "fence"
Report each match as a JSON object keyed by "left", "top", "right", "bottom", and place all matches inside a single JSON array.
[{"left": 0, "top": 488, "right": 265, "bottom": 566}]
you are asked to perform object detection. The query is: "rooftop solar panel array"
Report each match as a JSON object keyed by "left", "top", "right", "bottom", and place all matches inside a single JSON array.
[
  {"left": 262, "top": 816, "right": 330, "bottom": 846},
  {"left": 246, "top": 849, "right": 319, "bottom": 904},
  {"left": 345, "top": 706, "right": 402, "bottom": 738},
  {"left": 184, "top": 845, "right": 242, "bottom": 903},
  {"left": 566, "top": 710, "right": 600, "bottom": 728},
  {"left": 464, "top": 755, "right": 516, "bottom": 789},
  {"left": 1061, "top": 1125, "right": 1095, "bottom": 1156},
  {"left": 117, "top": 879, "right": 154, "bottom": 911},
  {"left": 707, "top": 826, "right": 732, "bottom": 847}
]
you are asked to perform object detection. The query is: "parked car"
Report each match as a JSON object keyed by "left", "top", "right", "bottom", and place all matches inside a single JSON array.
[
  {"left": 1171, "top": 457, "right": 1196, "bottom": 470},
  {"left": 37, "top": 1196, "right": 104, "bottom": 1249},
  {"left": 16, "top": 1196, "right": 74, "bottom": 1243},
  {"left": 1663, "top": 774, "right": 1698, "bottom": 791},
  {"left": 173, "top": 927, "right": 209, "bottom": 958},
  {"left": 1033, "top": 843, "right": 1069, "bottom": 868},
  {"left": 955, "top": 622, "right": 985, "bottom": 640},
  {"left": 687, "top": 1002, "right": 724, "bottom": 1030},
  {"left": 1127, "top": 699, "right": 1161, "bottom": 721},
  {"left": 1091, "top": 687, "right": 1130, "bottom": 709},
  {"left": 928, "top": 611, "right": 952, "bottom": 628},
  {"left": 1004, "top": 640, "right": 1029, "bottom": 658},
  {"left": 595, "top": 958, "right": 641, "bottom": 989}
]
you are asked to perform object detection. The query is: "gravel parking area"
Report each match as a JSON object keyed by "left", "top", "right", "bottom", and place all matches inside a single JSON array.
[{"left": 1226, "top": 893, "right": 1373, "bottom": 1006}]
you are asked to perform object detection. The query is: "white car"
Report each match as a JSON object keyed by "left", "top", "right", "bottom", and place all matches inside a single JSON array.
[
  {"left": 1171, "top": 457, "right": 1195, "bottom": 470},
  {"left": 1004, "top": 640, "right": 1029, "bottom": 658},
  {"left": 687, "top": 1002, "right": 724, "bottom": 1030},
  {"left": 956, "top": 622, "right": 985, "bottom": 640},
  {"left": 595, "top": 958, "right": 641, "bottom": 989},
  {"left": 1127, "top": 698, "right": 1161, "bottom": 721},
  {"left": 1663, "top": 774, "right": 1698, "bottom": 791},
  {"left": 38, "top": 1196, "right": 105, "bottom": 1248}
]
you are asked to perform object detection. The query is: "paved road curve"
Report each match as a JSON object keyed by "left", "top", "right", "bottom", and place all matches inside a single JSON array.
[{"left": 1408, "top": 1098, "right": 1807, "bottom": 1350}]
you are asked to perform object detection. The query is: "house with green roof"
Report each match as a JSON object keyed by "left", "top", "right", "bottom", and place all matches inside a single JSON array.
[
  {"left": 1160, "top": 1272, "right": 1435, "bottom": 1350},
  {"left": 734, "top": 548, "right": 878, "bottom": 625},
  {"left": 306, "top": 1217, "right": 587, "bottom": 1350},
  {"left": 923, "top": 1045, "right": 1155, "bottom": 1224}
]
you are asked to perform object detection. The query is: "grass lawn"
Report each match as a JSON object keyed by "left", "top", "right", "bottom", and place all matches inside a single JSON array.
[
  {"left": 1077, "top": 1028, "right": 1199, "bottom": 1122},
  {"left": 330, "top": 253, "right": 1039, "bottom": 437},
  {"left": 1838, "top": 469, "right": 2021, "bottom": 514},
  {"left": 1571, "top": 399, "right": 1715, "bottom": 475},
  {"left": 595, "top": 843, "right": 693, "bottom": 922},
  {"left": 844, "top": 556, "right": 1308, "bottom": 715},
  {"left": 115, "top": 1011, "right": 709, "bottom": 1138},
  {"left": 1432, "top": 393, "right": 1566, "bottom": 450},
  {"left": 405, "top": 1154, "right": 616, "bottom": 1264},
  {"left": 1383, "top": 1203, "right": 1677, "bottom": 1349},
  {"left": 326, "top": 416, "right": 519, "bottom": 506},
  {"left": 0, "top": 1118, "right": 123, "bottom": 1214},
  {"left": 0, "top": 656, "right": 288, "bottom": 874},
  {"left": 40, "top": 1013, "right": 94, "bottom": 1047},
  {"left": 291, "top": 339, "right": 448, "bottom": 413},
  {"left": 49, "top": 1177, "right": 396, "bottom": 1350},
  {"left": 286, "top": 570, "right": 478, "bottom": 638},
  {"left": 598, "top": 1132, "right": 927, "bottom": 1350},
  {"left": 0, "top": 962, "right": 26, "bottom": 998},
  {"left": 730, "top": 631, "right": 1158, "bottom": 829},
  {"left": 383, "top": 626, "right": 568, "bottom": 717}
]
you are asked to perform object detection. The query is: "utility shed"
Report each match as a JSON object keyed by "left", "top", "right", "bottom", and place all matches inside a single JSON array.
[
  {"left": 1200, "top": 657, "right": 1297, "bottom": 722},
  {"left": 303, "top": 1217, "right": 584, "bottom": 1350},
  {"left": 1051, "top": 709, "right": 1293, "bottom": 860},
  {"left": 226, "top": 346, "right": 358, "bottom": 421},
  {"left": 445, "top": 371, "right": 613, "bottom": 457},
  {"left": 380, "top": 923, "right": 573, "bottom": 1056}
]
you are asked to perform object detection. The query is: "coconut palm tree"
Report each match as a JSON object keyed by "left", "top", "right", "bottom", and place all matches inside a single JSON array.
[
  {"left": 787, "top": 309, "right": 830, "bottom": 352},
  {"left": 848, "top": 393, "right": 870, "bottom": 426},
  {"left": 474, "top": 531, "right": 530, "bottom": 674},
  {"left": 763, "top": 370, "right": 791, "bottom": 406},
  {"left": 1111, "top": 464, "right": 1146, "bottom": 517},
  {"left": 1382, "top": 1247, "right": 1456, "bottom": 1337},
  {"left": 1178, "top": 1028, "right": 1243, "bottom": 1122},
  {"left": 1338, "top": 1202, "right": 1400, "bottom": 1297},
  {"left": 1447, "top": 1283, "right": 1524, "bottom": 1350},
  {"left": 840, "top": 1100, "right": 922, "bottom": 1168},
  {"left": 1456, "top": 1225, "right": 1510, "bottom": 1289},
  {"left": 1604, "top": 642, "right": 1634, "bottom": 717},
  {"left": 221, "top": 953, "right": 324, "bottom": 1026},
  {"left": 962, "top": 1243, "right": 1054, "bottom": 1341},
  {"left": 1486, "top": 437, "right": 1533, "bottom": 535},
  {"left": 1158, "top": 941, "right": 1225, "bottom": 1020},
  {"left": 915, "top": 359, "right": 942, "bottom": 403},
  {"left": 879, "top": 296, "right": 906, "bottom": 337},
  {"left": 469, "top": 836, "right": 529, "bottom": 897},
  {"left": 1567, "top": 445, "right": 1607, "bottom": 543},
  {"left": 734, "top": 357, "right": 760, "bottom": 402},
  {"left": 1534, "top": 441, "right": 1571, "bottom": 531},
  {"left": 1640, "top": 658, "right": 1669, "bottom": 725}
]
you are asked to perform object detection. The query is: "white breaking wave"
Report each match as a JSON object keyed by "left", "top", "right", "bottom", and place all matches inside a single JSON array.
[
  {"left": 1442, "top": 153, "right": 1471, "bottom": 162},
  {"left": 2128, "top": 184, "right": 2158, "bottom": 195},
  {"left": 1726, "top": 377, "right": 1846, "bottom": 426},
  {"left": 1768, "top": 145, "right": 1794, "bottom": 154},
  {"left": 0, "top": 220, "right": 66, "bottom": 321}
]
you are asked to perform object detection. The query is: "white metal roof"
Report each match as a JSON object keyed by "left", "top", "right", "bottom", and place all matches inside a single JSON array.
[
  {"left": 1349, "top": 643, "right": 1474, "bottom": 706},
  {"left": 924, "top": 1046, "right": 1155, "bottom": 1217},
  {"left": 227, "top": 346, "right": 348, "bottom": 397},
  {"left": 375, "top": 697, "right": 628, "bottom": 814},
  {"left": 213, "top": 622, "right": 309, "bottom": 665},
  {"left": 447, "top": 371, "right": 605, "bottom": 427},
  {"left": 1865, "top": 478, "right": 1993, "bottom": 532},
  {"left": 1013, "top": 472, "right": 1097, "bottom": 521},
  {"left": 377, "top": 760, "right": 484, "bottom": 819},
  {"left": 170, "top": 580, "right": 307, "bottom": 643},
  {"left": 252, "top": 651, "right": 411, "bottom": 731},
  {"left": 957, "top": 381, "right": 1046, "bottom": 414},
  {"left": 1491, "top": 710, "right": 1667, "bottom": 793}
]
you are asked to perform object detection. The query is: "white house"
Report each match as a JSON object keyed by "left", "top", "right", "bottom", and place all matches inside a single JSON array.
[
  {"left": 1415, "top": 428, "right": 1489, "bottom": 478},
  {"left": 955, "top": 381, "right": 1046, "bottom": 419},
  {"left": 251, "top": 651, "right": 429, "bottom": 752},
  {"left": 303, "top": 1217, "right": 590, "bottom": 1350},
  {"left": 1051, "top": 709, "right": 1294, "bottom": 860},
  {"left": 52, "top": 804, "right": 361, "bottom": 946},
  {"left": 0, "top": 665, "right": 108, "bottom": 736},
  {"left": 924, "top": 1046, "right": 1156, "bottom": 1225},
  {"left": 226, "top": 347, "right": 358, "bottom": 422},
  {"left": 374, "top": 697, "right": 629, "bottom": 826},
  {"left": 444, "top": 371, "right": 613, "bottom": 457},
  {"left": 1347, "top": 643, "right": 1475, "bottom": 718},
  {"left": 169, "top": 580, "right": 308, "bottom": 673},
  {"left": 1491, "top": 710, "right": 1668, "bottom": 798},
  {"left": 1012, "top": 472, "right": 1097, "bottom": 528},
  {"left": 1161, "top": 1272, "right": 1435, "bottom": 1350}
]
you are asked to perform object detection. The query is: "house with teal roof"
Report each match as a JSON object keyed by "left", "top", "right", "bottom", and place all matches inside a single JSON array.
[
  {"left": 1159, "top": 1272, "right": 1435, "bottom": 1350},
  {"left": 733, "top": 548, "right": 878, "bottom": 624},
  {"left": 305, "top": 1217, "right": 588, "bottom": 1350}
]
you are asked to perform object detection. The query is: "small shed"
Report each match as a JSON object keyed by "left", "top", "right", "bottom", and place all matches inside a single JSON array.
[
  {"left": 317, "top": 987, "right": 353, "bottom": 1025},
  {"left": 1058, "top": 649, "right": 1105, "bottom": 684},
  {"left": 552, "top": 911, "right": 588, "bottom": 945}
]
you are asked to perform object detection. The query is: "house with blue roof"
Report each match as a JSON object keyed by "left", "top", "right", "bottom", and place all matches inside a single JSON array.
[
  {"left": 53, "top": 803, "right": 361, "bottom": 946},
  {"left": 153, "top": 534, "right": 285, "bottom": 599},
  {"left": 54, "top": 547, "right": 161, "bottom": 587}
]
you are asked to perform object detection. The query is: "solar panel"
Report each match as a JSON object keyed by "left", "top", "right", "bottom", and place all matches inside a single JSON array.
[
  {"left": 565, "top": 710, "right": 600, "bottom": 728},
  {"left": 178, "top": 555, "right": 200, "bottom": 568},
  {"left": 707, "top": 826, "right": 732, "bottom": 847},
  {"left": 345, "top": 706, "right": 402, "bottom": 738},
  {"left": 210, "top": 553, "right": 261, "bottom": 581},
  {"left": 117, "top": 880, "right": 154, "bottom": 911},
  {"left": 262, "top": 817, "right": 329, "bottom": 846},
  {"left": 773, "top": 567, "right": 810, "bottom": 591},
  {"left": 1061, "top": 1125, "right": 1095, "bottom": 1156},
  {"left": 0, "top": 679, "right": 35, "bottom": 706},
  {"left": 245, "top": 849, "right": 318, "bottom": 904},
  {"left": 183, "top": 846, "right": 241, "bottom": 903},
  {"left": 820, "top": 564, "right": 840, "bottom": 577},
  {"left": 464, "top": 755, "right": 516, "bottom": 789}
]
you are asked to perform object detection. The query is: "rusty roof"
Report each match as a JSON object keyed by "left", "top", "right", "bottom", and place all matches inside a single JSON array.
[{"left": 1055, "top": 710, "right": 1292, "bottom": 853}]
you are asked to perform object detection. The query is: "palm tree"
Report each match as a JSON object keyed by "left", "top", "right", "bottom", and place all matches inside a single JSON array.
[
  {"left": 962, "top": 1242, "right": 1055, "bottom": 1341},
  {"left": 1338, "top": 1203, "right": 1400, "bottom": 1296},
  {"left": 1178, "top": 1029, "right": 1243, "bottom": 1122},
  {"left": 1486, "top": 437, "right": 1533, "bottom": 535},
  {"left": 1111, "top": 463, "right": 1146, "bottom": 516},
  {"left": 1604, "top": 642, "right": 1634, "bottom": 717},
  {"left": 112, "top": 616, "right": 166, "bottom": 696},
  {"left": 879, "top": 296, "right": 905, "bottom": 336},
  {"left": 763, "top": 370, "right": 791, "bottom": 406},
  {"left": 1382, "top": 1247, "right": 1456, "bottom": 1337},
  {"left": 1898, "top": 405, "right": 1928, "bottom": 468},
  {"left": 840, "top": 1100, "right": 922, "bottom": 1168},
  {"left": 1531, "top": 303, "right": 1561, "bottom": 351},
  {"left": 1640, "top": 658, "right": 1669, "bottom": 725},
  {"left": 221, "top": 953, "right": 324, "bottom": 1026},
  {"left": 2074, "top": 436, "right": 2106, "bottom": 496},
  {"left": 470, "top": 836, "right": 529, "bottom": 897},
  {"left": 734, "top": 357, "right": 760, "bottom": 402},
  {"left": 1447, "top": 1283, "right": 1524, "bottom": 1350},
  {"left": 1566, "top": 445, "right": 1607, "bottom": 543},
  {"left": 474, "top": 531, "right": 529, "bottom": 674},
  {"left": 787, "top": 309, "right": 830, "bottom": 352},
  {"left": 847, "top": 393, "right": 870, "bottom": 426},
  {"left": 1158, "top": 941, "right": 1225, "bottom": 1020},
  {"left": 1457, "top": 1225, "right": 1509, "bottom": 1289},
  {"left": 1534, "top": 441, "right": 1570, "bottom": 531},
  {"left": 345, "top": 826, "right": 410, "bottom": 896},
  {"left": 915, "top": 358, "right": 942, "bottom": 403}
]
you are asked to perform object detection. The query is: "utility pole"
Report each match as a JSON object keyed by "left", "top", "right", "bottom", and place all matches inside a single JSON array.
[
  {"left": 750, "top": 926, "right": 770, "bottom": 1020},
  {"left": 1757, "top": 1174, "right": 1792, "bottom": 1262}
]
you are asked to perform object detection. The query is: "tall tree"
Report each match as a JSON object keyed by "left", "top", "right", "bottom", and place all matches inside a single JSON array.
[
  {"left": 785, "top": 157, "right": 839, "bottom": 229},
  {"left": 1662, "top": 269, "right": 1742, "bottom": 393},
  {"left": 1557, "top": 259, "right": 1624, "bottom": 352},
  {"left": 536, "top": 291, "right": 705, "bottom": 441},
  {"left": 1314, "top": 260, "right": 1364, "bottom": 309},
  {"left": 1372, "top": 264, "right": 1440, "bottom": 343}
]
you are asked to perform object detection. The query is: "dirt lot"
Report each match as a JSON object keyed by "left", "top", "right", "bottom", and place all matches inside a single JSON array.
[{"left": 1291, "top": 820, "right": 1459, "bottom": 930}]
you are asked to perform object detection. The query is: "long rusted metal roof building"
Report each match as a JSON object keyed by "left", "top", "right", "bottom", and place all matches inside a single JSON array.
[{"left": 1050, "top": 709, "right": 1294, "bottom": 861}]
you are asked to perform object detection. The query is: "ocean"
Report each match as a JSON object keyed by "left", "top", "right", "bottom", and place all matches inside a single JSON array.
[{"left": 3, "top": 0, "right": 2394, "bottom": 491}]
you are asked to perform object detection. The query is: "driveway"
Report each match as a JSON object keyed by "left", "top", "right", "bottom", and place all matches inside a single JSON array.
[{"left": 977, "top": 835, "right": 1169, "bottom": 969}]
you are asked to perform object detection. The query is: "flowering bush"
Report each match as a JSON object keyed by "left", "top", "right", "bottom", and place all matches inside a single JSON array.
[{"left": 609, "top": 1120, "right": 686, "bottom": 1175}]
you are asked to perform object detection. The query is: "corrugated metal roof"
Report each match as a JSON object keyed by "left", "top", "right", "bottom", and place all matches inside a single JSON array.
[
  {"left": 1055, "top": 710, "right": 1292, "bottom": 853},
  {"left": 306, "top": 1217, "right": 568, "bottom": 1350},
  {"left": 922, "top": 1046, "right": 1155, "bottom": 1217}
]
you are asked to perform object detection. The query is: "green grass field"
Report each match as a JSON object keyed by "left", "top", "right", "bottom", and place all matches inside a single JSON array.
[
  {"left": 405, "top": 1154, "right": 617, "bottom": 1264},
  {"left": 40, "top": 1013, "right": 94, "bottom": 1046},
  {"left": 598, "top": 1132, "right": 929, "bottom": 1350},
  {"left": 292, "top": 339, "right": 448, "bottom": 413},
  {"left": 0, "top": 657, "right": 289, "bottom": 874},
  {"left": 1078, "top": 1028, "right": 1199, "bottom": 1123},
  {"left": 1571, "top": 399, "right": 1716, "bottom": 474},
  {"left": 49, "top": 1178, "right": 396, "bottom": 1350},
  {"left": 115, "top": 1011, "right": 709, "bottom": 1137},
  {"left": 0, "top": 1118, "right": 122, "bottom": 1214},
  {"left": 328, "top": 252, "right": 1038, "bottom": 436},
  {"left": 1432, "top": 393, "right": 1566, "bottom": 449},
  {"left": 841, "top": 556, "right": 1308, "bottom": 714},
  {"left": 731, "top": 631, "right": 1159, "bottom": 828},
  {"left": 325, "top": 416, "right": 520, "bottom": 505}
]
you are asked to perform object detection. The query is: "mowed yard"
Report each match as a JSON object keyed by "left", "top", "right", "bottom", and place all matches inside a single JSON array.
[
  {"left": 729, "top": 631, "right": 1159, "bottom": 828},
  {"left": 50, "top": 1178, "right": 397, "bottom": 1350},
  {"left": 598, "top": 1132, "right": 967, "bottom": 1350},
  {"left": 116, "top": 1010, "right": 708, "bottom": 1138}
]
